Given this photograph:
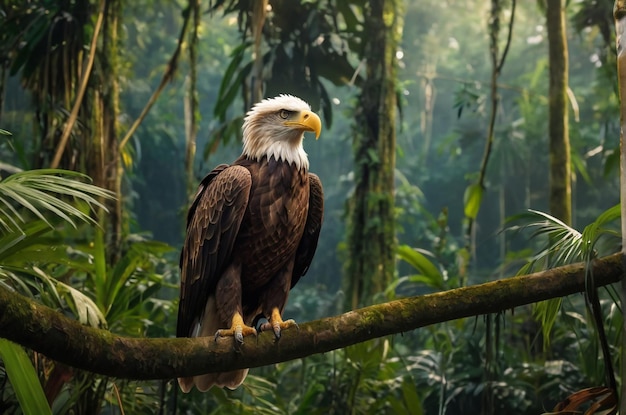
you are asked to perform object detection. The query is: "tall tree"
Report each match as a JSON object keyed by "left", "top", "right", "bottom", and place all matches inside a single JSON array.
[
  {"left": 547, "top": 0, "right": 571, "bottom": 225},
  {"left": 612, "top": 1, "right": 626, "bottom": 412},
  {"left": 95, "top": 0, "right": 123, "bottom": 260},
  {"left": 344, "top": 0, "right": 403, "bottom": 309},
  {"left": 185, "top": 0, "right": 201, "bottom": 199},
  {"left": 1, "top": 0, "right": 124, "bottom": 256}
]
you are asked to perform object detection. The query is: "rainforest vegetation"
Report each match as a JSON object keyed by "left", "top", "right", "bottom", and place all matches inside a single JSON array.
[{"left": 0, "top": 0, "right": 625, "bottom": 413}]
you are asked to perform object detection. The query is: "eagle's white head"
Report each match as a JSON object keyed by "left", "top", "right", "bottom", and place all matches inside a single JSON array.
[{"left": 242, "top": 94, "right": 322, "bottom": 170}]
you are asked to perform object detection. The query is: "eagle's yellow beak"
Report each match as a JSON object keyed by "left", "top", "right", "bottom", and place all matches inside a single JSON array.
[{"left": 285, "top": 110, "right": 322, "bottom": 139}]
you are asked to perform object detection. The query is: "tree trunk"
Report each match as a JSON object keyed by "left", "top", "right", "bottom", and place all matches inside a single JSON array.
[
  {"left": 250, "top": 0, "right": 268, "bottom": 106},
  {"left": 94, "top": 0, "right": 123, "bottom": 261},
  {"left": 344, "top": 0, "right": 403, "bottom": 310},
  {"left": 13, "top": 0, "right": 124, "bottom": 257},
  {"left": 612, "top": 1, "right": 626, "bottom": 412},
  {"left": 547, "top": 0, "right": 571, "bottom": 225},
  {"left": 184, "top": 0, "right": 201, "bottom": 199}
]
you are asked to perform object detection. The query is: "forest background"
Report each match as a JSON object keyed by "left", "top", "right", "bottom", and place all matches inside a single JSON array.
[{"left": 0, "top": 0, "right": 623, "bottom": 414}]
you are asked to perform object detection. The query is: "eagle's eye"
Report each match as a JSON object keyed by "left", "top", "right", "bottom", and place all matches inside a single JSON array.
[{"left": 279, "top": 109, "right": 291, "bottom": 119}]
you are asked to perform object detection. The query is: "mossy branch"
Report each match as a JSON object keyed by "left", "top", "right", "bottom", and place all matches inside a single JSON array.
[{"left": 0, "top": 253, "right": 622, "bottom": 381}]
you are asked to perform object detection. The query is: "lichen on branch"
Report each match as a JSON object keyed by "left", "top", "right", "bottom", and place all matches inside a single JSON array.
[{"left": 0, "top": 253, "right": 622, "bottom": 380}]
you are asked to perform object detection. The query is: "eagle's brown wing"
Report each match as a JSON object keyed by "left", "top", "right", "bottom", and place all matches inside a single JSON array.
[
  {"left": 176, "top": 165, "right": 252, "bottom": 338},
  {"left": 291, "top": 173, "right": 324, "bottom": 288}
]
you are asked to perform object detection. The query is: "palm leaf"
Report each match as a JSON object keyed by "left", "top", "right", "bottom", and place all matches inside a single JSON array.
[
  {"left": 0, "top": 169, "right": 114, "bottom": 234},
  {"left": 506, "top": 206, "right": 621, "bottom": 349},
  {"left": 0, "top": 220, "right": 51, "bottom": 261},
  {"left": 507, "top": 209, "right": 582, "bottom": 272},
  {"left": 31, "top": 266, "right": 107, "bottom": 328},
  {"left": 507, "top": 205, "right": 621, "bottom": 272}
]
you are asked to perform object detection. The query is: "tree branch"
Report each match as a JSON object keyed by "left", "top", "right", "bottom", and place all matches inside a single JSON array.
[
  {"left": 0, "top": 253, "right": 622, "bottom": 381},
  {"left": 117, "top": 5, "right": 191, "bottom": 152}
]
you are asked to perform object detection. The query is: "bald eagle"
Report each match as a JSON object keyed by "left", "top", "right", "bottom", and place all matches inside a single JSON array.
[{"left": 177, "top": 95, "right": 324, "bottom": 392}]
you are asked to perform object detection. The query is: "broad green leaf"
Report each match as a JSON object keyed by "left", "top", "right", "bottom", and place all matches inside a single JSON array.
[
  {"left": 28, "top": 267, "right": 64, "bottom": 308},
  {"left": 571, "top": 151, "right": 592, "bottom": 185},
  {"left": 580, "top": 204, "right": 620, "bottom": 258},
  {"left": 397, "top": 245, "right": 443, "bottom": 280},
  {"left": 214, "top": 42, "right": 251, "bottom": 121},
  {"left": 401, "top": 377, "right": 424, "bottom": 415},
  {"left": 0, "top": 221, "right": 50, "bottom": 261},
  {"left": 463, "top": 183, "right": 483, "bottom": 219},
  {"left": 93, "top": 228, "right": 107, "bottom": 311},
  {"left": 397, "top": 246, "right": 440, "bottom": 277},
  {"left": 0, "top": 339, "right": 51, "bottom": 415},
  {"left": 534, "top": 297, "right": 562, "bottom": 349}
]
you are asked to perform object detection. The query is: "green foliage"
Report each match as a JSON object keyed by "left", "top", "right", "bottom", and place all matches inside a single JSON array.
[
  {"left": 0, "top": 167, "right": 175, "bottom": 413},
  {"left": 0, "top": 340, "right": 51, "bottom": 415},
  {"left": 1, "top": 229, "right": 176, "bottom": 412},
  {"left": 391, "top": 245, "right": 446, "bottom": 294},
  {"left": 214, "top": 42, "right": 253, "bottom": 124},
  {"left": 0, "top": 170, "right": 115, "bottom": 328},
  {"left": 209, "top": 339, "right": 425, "bottom": 415},
  {"left": 507, "top": 205, "right": 620, "bottom": 273},
  {"left": 1, "top": 1, "right": 84, "bottom": 80},
  {"left": 87, "top": 230, "right": 175, "bottom": 333},
  {"left": 463, "top": 183, "right": 483, "bottom": 220},
  {"left": 0, "top": 170, "right": 111, "bottom": 413},
  {"left": 506, "top": 205, "right": 620, "bottom": 355},
  {"left": 0, "top": 169, "right": 114, "bottom": 234},
  {"left": 2, "top": 0, "right": 624, "bottom": 413},
  {"left": 208, "top": 0, "right": 362, "bottom": 147}
]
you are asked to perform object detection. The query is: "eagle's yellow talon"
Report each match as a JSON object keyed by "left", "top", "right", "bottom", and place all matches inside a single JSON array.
[
  {"left": 214, "top": 313, "right": 257, "bottom": 344},
  {"left": 260, "top": 309, "right": 298, "bottom": 340}
]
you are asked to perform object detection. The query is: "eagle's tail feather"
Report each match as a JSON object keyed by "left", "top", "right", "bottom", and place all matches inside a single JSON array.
[{"left": 178, "top": 368, "right": 249, "bottom": 392}]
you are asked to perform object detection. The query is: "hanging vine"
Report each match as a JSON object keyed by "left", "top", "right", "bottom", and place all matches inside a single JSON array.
[
  {"left": 184, "top": 0, "right": 201, "bottom": 199},
  {"left": 463, "top": 0, "right": 516, "bottom": 273}
]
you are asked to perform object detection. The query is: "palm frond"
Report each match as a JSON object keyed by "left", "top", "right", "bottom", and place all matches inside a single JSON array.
[
  {"left": 506, "top": 209, "right": 583, "bottom": 272},
  {"left": 1, "top": 263, "right": 107, "bottom": 329},
  {"left": 33, "top": 266, "right": 107, "bottom": 328},
  {"left": 505, "top": 206, "right": 622, "bottom": 349},
  {"left": 506, "top": 206, "right": 621, "bottom": 273},
  {"left": 0, "top": 169, "right": 115, "bottom": 234}
]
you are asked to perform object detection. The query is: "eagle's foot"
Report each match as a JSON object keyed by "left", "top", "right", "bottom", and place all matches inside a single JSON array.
[
  {"left": 260, "top": 308, "right": 298, "bottom": 340},
  {"left": 214, "top": 312, "right": 257, "bottom": 345}
]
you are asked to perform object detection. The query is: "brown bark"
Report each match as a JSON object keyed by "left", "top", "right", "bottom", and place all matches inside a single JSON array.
[
  {"left": 98, "top": 0, "right": 123, "bottom": 260},
  {"left": 612, "top": 1, "right": 626, "bottom": 412},
  {"left": 547, "top": 0, "right": 571, "bottom": 224},
  {"left": 344, "top": 0, "right": 402, "bottom": 310},
  {"left": 250, "top": 0, "right": 268, "bottom": 105},
  {"left": 0, "top": 253, "right": 622, "bottom": 381},
  {"left": 184, "top": 0, "right": 201, "bottom": 200}
]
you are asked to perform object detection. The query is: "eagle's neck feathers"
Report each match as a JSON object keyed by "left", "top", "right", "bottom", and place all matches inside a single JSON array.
[{"left": 242, "top": 130, "right": 309, "bottom": 171}]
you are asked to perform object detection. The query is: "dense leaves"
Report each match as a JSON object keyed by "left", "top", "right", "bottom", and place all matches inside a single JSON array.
[{"left": 0, "top": 0, "right": 624, "bottom": 414}]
